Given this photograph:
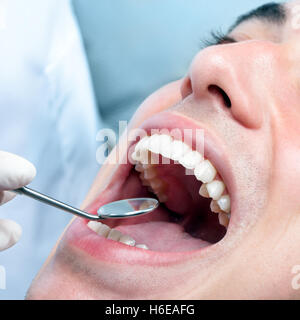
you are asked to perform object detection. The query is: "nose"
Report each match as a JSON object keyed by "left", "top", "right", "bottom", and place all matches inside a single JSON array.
[{"left": 180, "top": 41, "right": 281, "bottom": 129}]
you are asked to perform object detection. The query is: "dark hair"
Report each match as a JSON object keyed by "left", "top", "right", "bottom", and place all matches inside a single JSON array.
[{"left": 229, "top": 2, "right": 286, "bottom": 32}]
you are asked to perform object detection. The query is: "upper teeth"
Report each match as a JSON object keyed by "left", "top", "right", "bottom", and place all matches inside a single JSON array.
[
  {"left": 194, "top": 160, "right": 217, "bottom": 183},
  {"left": 217, "top": 195, "right": 231, "bottom": 213},
  {"left": 132, "top": 134, "right": 231, "bottom": 228},
  {"left": 179, "top": 151, "right": 204, "bottom": 170},
  {"left": 206, "top": 180, "right": 225, "bottom": 201}
]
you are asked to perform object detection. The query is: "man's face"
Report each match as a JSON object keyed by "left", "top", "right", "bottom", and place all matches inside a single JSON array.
[{"left": 27, "top": 1, "right": 300, "bottom": 299}]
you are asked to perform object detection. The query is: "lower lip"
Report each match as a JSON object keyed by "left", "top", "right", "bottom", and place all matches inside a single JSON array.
[{"left": 63, "top": 218, "right": 212, "bottom": 266}]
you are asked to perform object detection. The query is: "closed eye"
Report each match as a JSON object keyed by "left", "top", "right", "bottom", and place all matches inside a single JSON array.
[{"left": 200, "top": 30, "right": 237, "bottom": 49}]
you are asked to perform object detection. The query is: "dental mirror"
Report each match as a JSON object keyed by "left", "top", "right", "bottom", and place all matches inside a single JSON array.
[
  {"left": 14, "top": 187, "right": 159, "bottom": 221},
  {"left": 97, "top": 198, "right": 159, "bottom": 219}
]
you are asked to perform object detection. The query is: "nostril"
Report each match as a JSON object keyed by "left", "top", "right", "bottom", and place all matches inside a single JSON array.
[{"left": 208, "top": 85, "right": 231, "bottom": 108}]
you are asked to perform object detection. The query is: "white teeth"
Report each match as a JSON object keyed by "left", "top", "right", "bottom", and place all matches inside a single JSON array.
[
  {"left": 87, "top": 221, "right": 111, "bottom": 237},
  {"left": 97, "top": 223, "right": 111, "bottom": 237},
  {"left": 135, "top": 163, "right": 144, "bottom": 172},
  {"left": 119, "top": 235, "right": 136, "bottom": 246},
  {"left": 135, "top": 160, "right": 166, "bottom": 200},
  {"left": 199, "top": 184, "right": 209, "bottom": 198},
  {"left": 133, "top": 134, "right": 232, "bottom": 229},
  {"left": 88, "top": 222, "right": 139, "bottom": 247},
  {"left": 217, "top": 195, "right": 231, "bottom": 213},
  {"left": 170, "top": 140, "right": 190, "bottom": 161},
  {"left": 139, "top": 149, "right": 150, "bottom": 164},
  {"left": 87, "top": 221, "right": 102, "bottom": 233},
  {"left": 131, "top": 151, "right": 139, "bottom": 162},
  {"left": 133, "top": 150, "right": 149, "bottom": 164},
  {"left": 148, "top": 134, "right": 161, "bottom": 154},
  {"left": 135, "top": 136, "right": 149, "bottom": 152},
  {"left": 194, "top": 160, "right": 217, "bottom": 183},
  {"left": 133, "top": 137, "right": 151, "bottom": 164},
  {"left": 179, "top": 151, "right": 204, "bottom": 170},
  {"left": 159, "top": 135, "right": 173, "bottom": 158},
  {"left": 210, "top": 200, "right": 222, "bottom": 214},
  {"left": 136, "top": 244, "right": 149, "bottom": 250},
  {"left": 206, "top": 180, "right": 225, "bottom": 201},
  {"left": 218, "top": 213, "right": 230, "bottom": 228},
  {"left": 107, "top": 229, "right": 123, "bottom": 241}
]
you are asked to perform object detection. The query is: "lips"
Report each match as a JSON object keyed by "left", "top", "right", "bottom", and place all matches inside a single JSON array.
[{"left": 62, "top": 111, "right": 237, "bottom": 266}]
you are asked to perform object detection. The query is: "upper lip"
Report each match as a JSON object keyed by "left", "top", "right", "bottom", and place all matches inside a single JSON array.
[{"left": 64, "top": 110, "right": 239, "bottom": 265}]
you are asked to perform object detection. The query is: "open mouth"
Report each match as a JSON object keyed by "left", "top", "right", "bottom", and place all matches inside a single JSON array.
[{"left": 79, "top": 112, "right": 234, "bottom": 255}]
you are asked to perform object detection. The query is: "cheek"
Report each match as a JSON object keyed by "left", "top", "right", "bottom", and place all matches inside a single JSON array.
[
  {"left": 277, "top": 144, "right": 300, "bottom": 204},
  {"left": 129, "top": 80, "right": 183, "bottom": 129}
]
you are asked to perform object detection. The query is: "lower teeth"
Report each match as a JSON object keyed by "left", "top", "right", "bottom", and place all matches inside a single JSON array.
[
  {"left": 135, "top": 244, "right": 149, "bottom": 250},
  {"left": 87, "top": 221, "right": 149, "bottom": 250}
]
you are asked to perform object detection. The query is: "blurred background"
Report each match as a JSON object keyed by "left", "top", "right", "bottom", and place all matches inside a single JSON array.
[{"left": 0, "top": 0, "right": 276, "bottom": 299}]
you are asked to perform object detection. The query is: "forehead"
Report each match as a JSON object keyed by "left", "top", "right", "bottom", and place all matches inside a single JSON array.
[{"left": 286, "top": 0, "right": 300, "bottom": 10}]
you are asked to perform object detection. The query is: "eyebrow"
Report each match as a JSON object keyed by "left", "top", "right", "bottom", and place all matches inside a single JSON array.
[
  {"left": 228, "top": 2, "right": 287, "bottom": 32},
  {"left": 204, "top": 2, "right": 287, "bottom": 48}
]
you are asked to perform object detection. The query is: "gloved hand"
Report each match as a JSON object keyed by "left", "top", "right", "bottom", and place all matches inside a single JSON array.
[{"left": 0, "top": 151, "right": 36, "bottom": 251}]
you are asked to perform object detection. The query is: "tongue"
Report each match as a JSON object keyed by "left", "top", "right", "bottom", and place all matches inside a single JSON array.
[
  {"left": 113, "top": 206, "right": 211, "bottom": 252},
  {"left": 92, "top": 167, "right": 219, "bottom": 252}
]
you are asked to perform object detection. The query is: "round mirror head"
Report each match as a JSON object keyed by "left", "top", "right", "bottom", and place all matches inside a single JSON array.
[{"left": 97, "top": 198, "right": 159, "bottom": 219}]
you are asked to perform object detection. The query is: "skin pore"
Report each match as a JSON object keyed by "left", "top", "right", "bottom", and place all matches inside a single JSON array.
[{"left": 26, "top": 1, "right": 300, "bottom": 299}]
